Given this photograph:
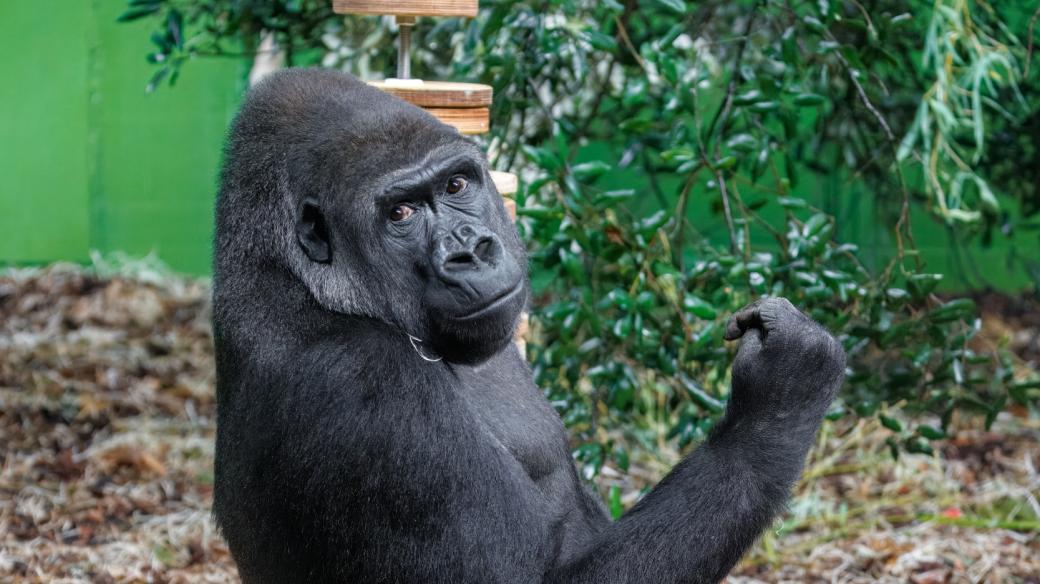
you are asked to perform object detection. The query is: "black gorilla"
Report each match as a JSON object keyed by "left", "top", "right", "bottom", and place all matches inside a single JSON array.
[{"left": 212, "top": 69, "right": 846, "bottom": 583}]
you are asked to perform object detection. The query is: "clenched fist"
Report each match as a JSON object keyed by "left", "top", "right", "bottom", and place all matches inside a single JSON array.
[{"left": 724, "top": 297, "right": 846, "bottom": 421}]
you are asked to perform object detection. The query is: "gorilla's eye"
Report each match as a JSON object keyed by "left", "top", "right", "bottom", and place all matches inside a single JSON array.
[
  {"left": 389, "top": 204, "right": 415, "bottom": 222},
  {"left": 446, "top": 175, "right": 468, "bottom": 195}
]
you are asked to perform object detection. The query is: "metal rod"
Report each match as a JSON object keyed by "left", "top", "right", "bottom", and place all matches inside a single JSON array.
[{"left": 396, "top": 17, "right": 415, "bottom": 79}]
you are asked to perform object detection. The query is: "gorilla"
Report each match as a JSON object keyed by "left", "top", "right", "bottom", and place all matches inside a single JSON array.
[{"left": 212, "top": 68, "right": 846, "bottom": 583}]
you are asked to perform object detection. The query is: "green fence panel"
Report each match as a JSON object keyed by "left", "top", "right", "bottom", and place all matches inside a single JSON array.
[
  {"left": 0, "top": 0, "right": 247, "bottom": 274},
  {"left": 90, "top": 0, "right": 247, "bottom": 274},
  {"left": 0, "top": 1, "right": 92, "bottom": 263}
]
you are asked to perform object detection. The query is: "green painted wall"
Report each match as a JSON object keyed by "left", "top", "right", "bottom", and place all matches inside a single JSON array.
[{"left": 0, "top": 0, "right": 247, "bottom": 274}]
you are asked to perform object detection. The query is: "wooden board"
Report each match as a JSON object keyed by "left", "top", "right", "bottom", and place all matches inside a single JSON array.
[
  {"left": 425, "top": 107, "right": 489, "bottom": 135},
  {"left": 501, "top": 197, "right": 516, "bottom": 220},
  {"left": 490, "top": 171, "right": 518, "bottom": 196},
  {"left": 515, "top": 314, "right": 529, "bottom": 354},
  {"left": 368, "top": 81, "right": 492, "bottom": 108},
  {"left": 332, "top": 0, "right": 478, "bottom": 17}
]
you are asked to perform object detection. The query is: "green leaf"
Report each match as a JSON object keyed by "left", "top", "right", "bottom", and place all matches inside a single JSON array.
[
  {"left": 778, "top": 197, "right": 807, "bottom": 208},
  {"left": 118, "top": 5, "right": 162, "bottom": 22},
  {"left": 880, "top": 414, "right": 903, "bottom": 432},
  {"left": 639, "top": 210, "right": 668, "bottom": 234},
  {"left": 886, "top": 288, "right": 909, "bottom": 300},
  {"left": 682, "top": 295, "right": 717, "bottom": 320},
  {"left": 608, "top": 485, "right": 623, "bottom": 520},
  {"left": 521, "top": 145, "right": 561, "bottom": 172},
  {"left": 726, "top": 134, "right": 758, "bottom": 153},
  {"left": 732, "top": 90, "right": 764, "bottom": 106},
  {"left": 715, "top": 155, "right": 737, "bottom": 169},
  {"left": 748, "top": 101, "right": 779, "bottom": 113},
  {"left": 825, "top": 405, "right": 846, "bottom": 421},
  {"left": 907, "top": 273, "right": 943, "bottom": 299},
  {"left": 905, "top": 438, "right": 934, "bottom": 456},
  {"left": 918, "top": 425, "right": 946, "bottom": 440},
  {"left": 793, "top": 93, "right": 826, "bottom": 106},
  {"left": 803, "top": 213, "right": 830, "bottom": 237},
  {"left": 927, "top": 298, "right": 976, "bottom": 323},
  {"left": 650, "top": 0, "right": 687, "bottom": 15},
  {"left": 166, "top": 9, "right": 183, "bottom": 49},
  {"left": 803, "top": 15, "right": 826, "bottom": 34},
  {"left": 516, "top": 205, "right": 560, "bottom": 220},
  {"left": 680, "top": 374, "right": 724, "bottom": 414},
  {"left": 572, "top": 161, "right": 612, "bottom": 181},
  {"left": 582, "top": 29, "right": 618, "bottom": 52},
  {"left": 613, "top": 446, "right": 630, "bottom": 473}
]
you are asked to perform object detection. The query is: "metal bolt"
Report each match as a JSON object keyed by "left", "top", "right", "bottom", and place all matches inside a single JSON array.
[{"left": 396, "top": 16, "right": 416, "bottom": 79}]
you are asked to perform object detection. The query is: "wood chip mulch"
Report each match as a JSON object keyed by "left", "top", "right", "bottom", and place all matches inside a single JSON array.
[{"left": 1, "top": 266, "right": 1037, "bottom": 583}]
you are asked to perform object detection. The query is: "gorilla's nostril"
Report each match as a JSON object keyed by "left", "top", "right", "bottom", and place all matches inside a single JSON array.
[
  {"left": 445, "top": 252, "right": 477, "bottom": 271},
  {"left": 473, "top": 237, "right": 495, "bottom": 263}
]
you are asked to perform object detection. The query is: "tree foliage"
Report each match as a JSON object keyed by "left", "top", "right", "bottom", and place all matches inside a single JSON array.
[{"left": 122, "top": 0, "right": 1040, "bottom": 469}]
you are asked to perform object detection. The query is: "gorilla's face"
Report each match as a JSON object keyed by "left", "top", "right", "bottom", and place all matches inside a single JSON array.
[{"left": 292, "top": 136, "right": 527, "bottom": 365}]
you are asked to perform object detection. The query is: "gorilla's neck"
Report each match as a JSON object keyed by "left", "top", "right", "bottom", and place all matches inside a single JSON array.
[{"left": 217, "top": 260, "right": 339, "bottom": 350}]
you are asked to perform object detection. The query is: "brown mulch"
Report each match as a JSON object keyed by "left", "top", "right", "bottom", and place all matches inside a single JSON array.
[
  {"left": 1, "top": 265, "right": 1037, "bottom": 583},
  {"left": 0, "top": 266, "right": 232, "bottom": 583},
  {"left": 974, "top": 290, "right": 1040, "bottom": 364}
]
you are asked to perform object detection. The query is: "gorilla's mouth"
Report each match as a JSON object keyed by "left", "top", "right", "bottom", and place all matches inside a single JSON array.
[{"left": 453, "top": 279, "right": 525, "bottom": 321}]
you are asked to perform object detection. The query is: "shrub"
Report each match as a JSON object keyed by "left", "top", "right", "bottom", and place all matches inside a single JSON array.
[{"left": 123, "top": 0, "right": 1039, "bottom": 469}]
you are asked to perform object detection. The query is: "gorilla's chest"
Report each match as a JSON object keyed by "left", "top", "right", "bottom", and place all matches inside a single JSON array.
[{"left": 453, "top": 349, "right": 569, "bottom": 483}]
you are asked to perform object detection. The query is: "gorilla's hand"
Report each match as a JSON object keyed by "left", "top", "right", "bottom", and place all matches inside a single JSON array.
[{"left": 724, "top": 297, "right": 845, "bottom": 420}]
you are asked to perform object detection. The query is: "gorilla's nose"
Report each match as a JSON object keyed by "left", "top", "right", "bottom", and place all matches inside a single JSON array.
[
  {"left": 437, "top": 224, "right": 500, "bottom": 273},
  {"left": 431, "top": 223, "right": 520, "bottom": 306}
]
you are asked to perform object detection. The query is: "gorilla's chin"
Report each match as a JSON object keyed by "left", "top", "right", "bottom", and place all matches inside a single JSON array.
[{"left": 426, "top": 282, "right": 527, "bottom": 365}]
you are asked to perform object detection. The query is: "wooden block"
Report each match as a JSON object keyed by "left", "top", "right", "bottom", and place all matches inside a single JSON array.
[
  {"left": 516, "top": 314, "right": 529, "bottom": 338},
  {"left": 425, "top": 107, "right": 489, "bottom": 135},
  {"left": 368, "top": 81, "right": 492, "bottom": 108},
  {"left": 515, "top": 313, "right": 529, "bottom": 354},
  {"left": 489, "top": 171, "right": 518, "bottom": 196},
  {"left": 332, "top": 0, "right": 478, "bottom": 17},
  {"left": 502, "top": 197, "right": 516, "bottom": 220}
]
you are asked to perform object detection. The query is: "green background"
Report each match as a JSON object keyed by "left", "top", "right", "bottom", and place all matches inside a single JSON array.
[
  {"left": 0, "top": 1, "right": 1032, "bottom": 289},
  {"left": 0, "top": 0, "right": 245, "bottom": 275}
]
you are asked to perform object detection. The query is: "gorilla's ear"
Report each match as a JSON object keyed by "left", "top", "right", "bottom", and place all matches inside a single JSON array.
[{"left": 295, "top": 198, "right": 332, "bottom": 263}]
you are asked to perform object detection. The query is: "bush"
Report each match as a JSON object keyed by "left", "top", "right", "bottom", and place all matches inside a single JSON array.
[{"left": 123, "top": 0, "right": 1040, "bottom": 470}]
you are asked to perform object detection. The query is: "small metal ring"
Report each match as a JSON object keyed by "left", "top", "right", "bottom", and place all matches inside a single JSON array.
[{"left": 408, "top": 334, "right": 442, "bottom": 362}]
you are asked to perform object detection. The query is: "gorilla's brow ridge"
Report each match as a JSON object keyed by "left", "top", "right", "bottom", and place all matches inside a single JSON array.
[{"left": 378, "top": 153, "right": 483, "bottom": 203}]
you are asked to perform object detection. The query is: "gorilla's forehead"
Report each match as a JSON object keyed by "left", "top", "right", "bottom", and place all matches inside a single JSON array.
[
  {"left": 242, "top": 68, "right": 472, "bottom": 160},
  {"left": 229, "top": 69, "right": 489, "bottom": 213}
]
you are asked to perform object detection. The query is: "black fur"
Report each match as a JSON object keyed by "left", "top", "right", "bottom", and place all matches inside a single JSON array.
[{"left": 212, "top": 68, "right": 846, "bottom": 583}]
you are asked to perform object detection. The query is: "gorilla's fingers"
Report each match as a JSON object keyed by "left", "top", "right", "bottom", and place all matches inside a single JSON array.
[
  {"left": 724, "top": 300, "right": 765, "bottom": 341},
  {"left": 757, "top": 297, "right": 800, "bottom": 325}
]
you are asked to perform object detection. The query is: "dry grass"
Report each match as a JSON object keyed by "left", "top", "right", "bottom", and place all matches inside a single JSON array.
[{"left": 0, "top": 264, "right": 1037, "bottom": 583}]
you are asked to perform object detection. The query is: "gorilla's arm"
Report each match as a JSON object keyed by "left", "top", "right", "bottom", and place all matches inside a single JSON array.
[
  {"left": 546, "top": 298, "right": 846, "bottom": 583},
  {"left": 221, "top": 302, "right": 841, "bottom": 584}
]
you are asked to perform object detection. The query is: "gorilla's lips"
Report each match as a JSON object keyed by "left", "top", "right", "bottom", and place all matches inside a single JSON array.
[
  {"left": 425, "top": 269, "right": 526, "bottom": 364},
  {"left": 453, "top": 277, "right": 525, "bottom": 321}
]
